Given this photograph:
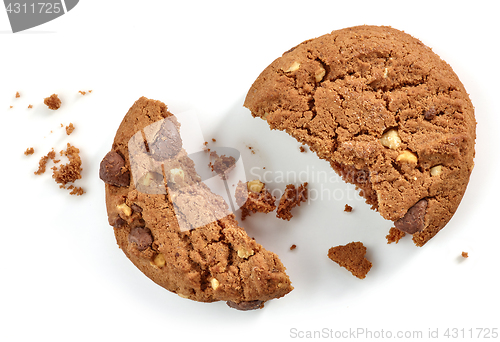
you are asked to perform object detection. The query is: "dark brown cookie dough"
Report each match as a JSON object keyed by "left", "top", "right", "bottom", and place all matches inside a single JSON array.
[
  {"left": 101, "top": 97, "right": 292, "bottom": 310},
  {"left": 244, "top": 25, "right": 476, "bottom": 246}
]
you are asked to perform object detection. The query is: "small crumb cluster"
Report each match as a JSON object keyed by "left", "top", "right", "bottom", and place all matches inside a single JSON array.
[
  {"left": 235, "top": 180, "right": 308, "bottom": 222},
  {"left": 32, "top": 144, "right": 85, "bottom": 196},
  {"left": 44, "top": 94, "right": 61, "bottom": 110}
]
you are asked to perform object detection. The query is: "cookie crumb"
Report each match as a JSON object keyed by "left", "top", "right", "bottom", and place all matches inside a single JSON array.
[
  {"left": 344, "top": 204, "right": 353, "bottom": 212},
  {"left": 24, "top": 147, "right": 35, "bottom": 156},
  {"left": 276, "top": 182, "right": 308, "bottom": 221},
  {"left": 69, "top": 186, "right": 85, "bottom": 196},
  {"left": 212, "top": 138, "right": 216, "bottom": 142},
  {"left": 52, "top": 143, "right": 82, "bottom": 186},
  {"left": 235, "top": 180, "right": 277, "bottom": 220},
  {"left": 461, "top": 251, "right": 469, "bottom": 258},
  {"left": 290, "top": 244, "right": 297, "bottom": 250},
  {"left": 15, "top": 91, "right": 20, "bottom": 98},
  {"left": 210, "top": 152, "right": 236, "bottom": 177},
  {"left": 44, "top": 94, "right": 61, "bottom": 110},
  {"left": 328, "top": 242, "right": 372, "bottom": 279},
  {"left": 34, "top": 149, "right": 56, "bottom": 175},
  {"left": 28, "top": 104, "right": 33, "bottom": 109},
  {"left": 299, "top": 146, "right": 306, "bottom": 153},
  {"left": 386, "top": 227, "right": 406, "bottom": 244},
  {"left": 65, "top": 123, "right": 75, "bottom": 135},
  {"left": 9, "top": 106, "right": 13, "bottom": 109}
]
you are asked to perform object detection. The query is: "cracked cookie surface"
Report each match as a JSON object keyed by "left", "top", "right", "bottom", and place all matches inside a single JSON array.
[
  {"left": 101, "top": 97, "right": 292, "bottom": 309},
  {"left": 244, "top": 25, "right": 476, "bottom": 246}
]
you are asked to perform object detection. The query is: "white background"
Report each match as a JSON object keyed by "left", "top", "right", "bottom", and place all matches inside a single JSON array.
[{"left": 1, "top": 1, "right": 499, "bottom": 341}]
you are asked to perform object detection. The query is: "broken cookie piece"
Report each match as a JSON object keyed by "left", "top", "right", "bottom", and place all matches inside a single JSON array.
[
  {"left": 328, "top": 242, "right": 372, "bottom": 279},
  {"left": 244, "top": 25, "right": 475, "bottom": 246},
  {"left": 235, "top": 180, "right": 277, "bottom": 220},
  {"left": 386, "top": 227, "right": 406, "bottom": 244},
  {"left": 101, "top": 97, "right": 292, "bottom": 310},
  {"left": 276, "top": 182, "right": 308, "bottom": 221}
]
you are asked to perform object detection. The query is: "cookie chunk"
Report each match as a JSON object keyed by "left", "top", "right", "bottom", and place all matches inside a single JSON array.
[
  {"left": 328, "top": 242, "right": 372, "bottom": 279},
  {"left": 101, "top": 97, "right": 292, "bottom": 309},
  {"left": 235, "top": 180, "right": 277, "bottom": 220},
  {"left": 244, "top": 25, "right": 476, "bottom": 246},
  {"left": 276, "top": 182, "right": 308, "bottom": 221}
]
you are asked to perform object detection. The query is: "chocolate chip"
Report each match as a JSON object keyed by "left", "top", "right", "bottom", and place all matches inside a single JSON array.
[
  {"left": 226, "top": 300, "right": 265, "bottom": 311},
  {"left": 424, "top": 107, "right": 437, "bottom": 120},
  {"left": 113, "top": 217, "right": 126, "bottom": 229},
  {"left": 149, "top": 119, "right": 182, "bottom": 160},
  {"left": 131, "top": 204, "right": 143, "bottom": 213},
  {"left": 394, "top": 199, "right": 428, "bottom": 234},
  {"left": 99, "top": 151, "right": 130, "bottom": 187},
  {"left": 128, "top": 227, "right": 153, "bottom": 251}
]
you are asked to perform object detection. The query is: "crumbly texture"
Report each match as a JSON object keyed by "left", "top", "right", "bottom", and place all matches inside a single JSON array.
[
  {"left": 100, "top": 97, "right": 292, "bottom": 309},
  {"left": 386, "top": 227, "right": 406, "bottom": 244},
  {"left": 276, "top": 182, "right": 308, "bottom": 221},
  {"left": 328, "top": 242, "right": 372, "bottom": 279},
  {"left": 67, "top": 185, "right": 85, "bottom": 196},
  {"left": 65, "top": 123, "right": 75, "bottom": 135},
  {"left": 52, "top": 143, "right": 83, "bottom": 186},
  {"left": 34, "top": 149, "right": 56, "bottom": 175},
  {"left": 244, "top": 25, "right": 476, "bottom": 246},
  {"left": 24, "top": 147, "right": 34, "bottom": 156},
  {"left": 44, "top": 94, "right": 61, "bottom": 110},
  {"left": 299, "top": 146, "right": 306, "bottom": 153},
  {"left": 461, "top": 251, "right": 469, "bottom": 258},
  {"left": 235, "top": 180, "right": 277, "bottom": 220},
  {"left": 344, "top": 204, "right": 353, "bottom": 212}
]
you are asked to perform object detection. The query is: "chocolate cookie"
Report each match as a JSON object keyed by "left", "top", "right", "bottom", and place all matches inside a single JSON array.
[
  {"left": 100, "top": 97, "right": 292, "bottom": 309},
  {"left": 244, "top": 25, "right": 476, "bottom": 246}
]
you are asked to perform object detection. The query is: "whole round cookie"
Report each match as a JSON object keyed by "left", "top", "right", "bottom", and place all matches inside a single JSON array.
[
  {"left": 244, "top": 25, "right": 476, "bottom": 246},
  {"left": 100, "top": 97, "right": 292, "bottom": 309}
]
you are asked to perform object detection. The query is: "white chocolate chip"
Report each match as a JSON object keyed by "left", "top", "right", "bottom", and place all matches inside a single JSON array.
[
  {"left": 116, "top": 203, "right": 132, "bottom": 217},
  {"left": 247, "top": 180, "right": 264, "bottom": 193},
  {"left": 430, "top": 165, "right": 443, "bottom": 177},
  {"left": 284, "top": 61, "right": 300, "bottom": 72},
  {"left": 142, "top": 172, "right": 154, "bottom": 186},
  {"left": 383, "top": 67, "right": 389, "bottom": 78},
  {"left": 237, "top": 247, "right": 254, "bottom": 259},
  {"left": 152, "top": 253, "right": 166, "bottom": 268},
  {"left": 380, "top": 129, "right": 402, "bottom": 150},
  {"left": 210, "top": 278, "right": 220, "bottom": 290},
  {"left": 315, "top": 66, "right": 326, "bottom": 82},
  {"left": 170, "top": 168, "right": 184, "bottom": 183},
  {"left": 262, "top": 112, "right": 269, "bottom": 120},
  {"left": 396, "top": 150, "right": 418, "bottom": 164}
]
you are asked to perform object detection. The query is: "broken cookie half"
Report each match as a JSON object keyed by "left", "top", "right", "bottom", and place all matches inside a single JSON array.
[
  {"left": 244, "top": 25, "right": 476, "bottom": 246},
  {"left": 100, "top": 97, "right": 292, "bottom": 310}
]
